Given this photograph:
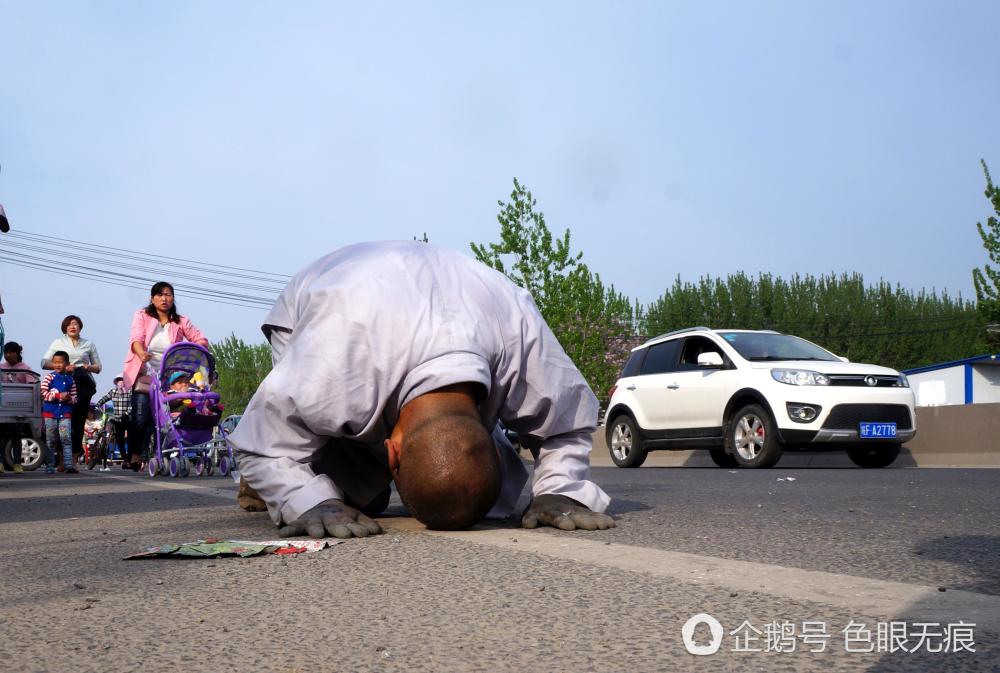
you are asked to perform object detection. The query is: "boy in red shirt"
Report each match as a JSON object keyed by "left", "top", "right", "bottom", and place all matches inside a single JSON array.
[{"left": 40, "top": 351, "right": 78, "bottom": 474}]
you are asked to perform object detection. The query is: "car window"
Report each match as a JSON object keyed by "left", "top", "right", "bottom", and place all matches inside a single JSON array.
[
  {"left": 620, "top": 350, "right": 645, "bottom": 378},
  {"left": 678, "top": 336, "right": 725, "bottom": 371},
  {"left": 718, "top": 332, "right": 839, "bottom": 362},
  {"left": 639, "top": 340, "right": 681, "bottom": 375}
]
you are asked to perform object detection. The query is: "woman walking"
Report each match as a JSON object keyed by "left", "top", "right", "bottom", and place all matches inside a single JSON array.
[
  {"left": 41, "top": 315, "right": 102, "bottom": 469},
  {"left": 122, "top": 282, "right": 208, "bottom": 471}
]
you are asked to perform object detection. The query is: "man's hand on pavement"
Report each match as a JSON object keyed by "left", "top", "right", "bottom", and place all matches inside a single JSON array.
[
  {"left": 278, "top": 498, "right": 384, "bottom": 539},
  {"left": 521, "top": 494, "right": 615, "bottom": 531}
]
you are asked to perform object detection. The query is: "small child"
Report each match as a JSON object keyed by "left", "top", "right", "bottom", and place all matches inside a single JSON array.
[
  {"left": 83, "top": 406, "right": 105, "bottom": 469},
  {"left": 167, "top": 372, "right": 222, "bottom": 418},
  {"left": 168, "top": 372, "right": 193, "bottom": 417},
  {"left": 40, "top": 351, "right": 78, "bottom": 474}
]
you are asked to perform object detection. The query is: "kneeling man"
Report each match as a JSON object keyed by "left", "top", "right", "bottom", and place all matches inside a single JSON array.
[{"left": 230, "top": 241, "right": 613, "bottom": 538}]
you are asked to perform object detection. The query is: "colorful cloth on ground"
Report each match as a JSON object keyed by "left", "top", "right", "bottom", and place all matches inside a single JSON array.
[{"left": 123, "top": 538, "right": 338, "bottom": 559}]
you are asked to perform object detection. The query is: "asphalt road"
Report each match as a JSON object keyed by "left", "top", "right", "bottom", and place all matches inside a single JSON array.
[{"left": 1, "top": 464, "right": 998, "bottom": 673}]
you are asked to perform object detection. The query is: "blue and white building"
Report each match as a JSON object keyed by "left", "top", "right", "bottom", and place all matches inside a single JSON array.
[{"left": 903, "top": 354, "right": 1000, "bottom": 407}]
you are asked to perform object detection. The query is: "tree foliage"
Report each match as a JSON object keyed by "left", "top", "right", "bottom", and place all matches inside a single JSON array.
[
  {"left": 471, "top": 179, "right": 640, "bottom": 402},
  {"left": 209, "top": 172, "right": 994, "bottom": 415},
  {"left": 473, "top": 178, "right": 989, "bottom": 405},
  {"left": 643, "top": 273, "right": 985, "bottom": 371},
  {"left": 973, "top": 159, "right": 1000, "bottom": 338},
  {"left": 211, "top": 334, "right": 272, "bottom": 415}
]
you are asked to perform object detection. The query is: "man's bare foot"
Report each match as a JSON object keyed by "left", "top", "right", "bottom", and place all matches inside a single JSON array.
[{"left": 238, "top": 476, "right": 267, "bottom": 512}]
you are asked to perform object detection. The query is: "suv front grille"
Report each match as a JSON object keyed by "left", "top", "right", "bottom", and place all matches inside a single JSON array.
[
  {"left": 821, "top": 404, "right": 913, "bottom": 430},
  {"left": 826, "top": 374, "right": 901, "bottom": 387}
]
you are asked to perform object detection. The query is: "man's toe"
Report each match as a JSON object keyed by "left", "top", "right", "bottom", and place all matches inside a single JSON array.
[
  {"left": 237, "top": 477, "right": 267, "bottom": 511},
  {"left": 238, "top": 495, "right": 267, "bottom": 512},
  {"left": 556, "top": 515, "right": 576, "bottom": 531}
]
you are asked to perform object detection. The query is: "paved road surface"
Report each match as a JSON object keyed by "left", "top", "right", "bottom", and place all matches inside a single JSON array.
[{"left": 1, "top": 465, "right": 997, "bottom": 672}]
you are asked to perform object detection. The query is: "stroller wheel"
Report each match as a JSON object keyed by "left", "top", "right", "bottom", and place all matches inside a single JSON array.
[
  {"left": 194, "top": 457, "right": 206, "bottom": 477},
  {"left": 147, "top": 458, "right": 159, "bottom": 478},
  {"left": 218, "top": 456, "right": 230, "bottom": 477},
  {"left": 168, "top": 456, "right": 182, "bottom": 478},
  {"left": 179, "top": 458, "right": 190, "bottom": 478}
]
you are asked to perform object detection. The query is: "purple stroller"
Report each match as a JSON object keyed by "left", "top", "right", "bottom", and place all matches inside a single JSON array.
[{"left": 146, "top": 342, "right": 235, "bottom": 478}]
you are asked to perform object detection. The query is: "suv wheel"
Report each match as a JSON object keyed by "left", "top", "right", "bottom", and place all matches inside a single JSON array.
[
  {"left": 709, "top": 447, "right": 738, "bottom": 468},
  {"left": 727, "top": 404, "right": 782, "bottom": 469},
  {"left": 607, "top": 416, "right": 648, "bottom": 468},
  {"left": 847, "top": 443, "right": 901, "bottom": 468}
]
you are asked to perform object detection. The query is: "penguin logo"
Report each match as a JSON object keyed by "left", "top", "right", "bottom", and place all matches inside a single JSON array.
[{"left": 682, "top": 613, "right": 724, "bottom": 655}]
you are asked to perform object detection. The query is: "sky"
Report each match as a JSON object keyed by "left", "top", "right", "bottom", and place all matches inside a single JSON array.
[{"left": 1, "top": 0, "right": 999, "bottom": 392}]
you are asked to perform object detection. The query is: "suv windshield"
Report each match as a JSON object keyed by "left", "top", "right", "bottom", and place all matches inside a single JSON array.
[{"left": 718, "top": 332, "right": 839, "bottom": 362}]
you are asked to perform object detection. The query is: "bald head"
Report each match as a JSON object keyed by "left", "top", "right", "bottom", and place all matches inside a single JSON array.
[{"left": 394, "top": 413, "right": 500, "bottom": 530}]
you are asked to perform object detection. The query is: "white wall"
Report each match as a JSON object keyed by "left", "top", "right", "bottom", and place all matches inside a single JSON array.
[
  {"left": 972, "top": 365, "right": 1000, "bottom": 404},
  {"left": 909, "top": 366, "right": 967, "bottom": 407}
]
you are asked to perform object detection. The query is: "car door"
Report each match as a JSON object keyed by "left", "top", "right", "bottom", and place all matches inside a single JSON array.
[
  {"left": 629, "top": 339, "right": 682, "bottom": 429},
  {"left": 661, "top": 336, "right": 734, "bottom": 432}
]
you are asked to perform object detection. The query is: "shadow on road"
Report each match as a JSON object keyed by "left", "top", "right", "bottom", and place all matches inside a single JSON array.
[
  {"left": 0, "top": 480, "right": 227, "bottom": 523},
  {"left": 914, "top": 535, "right": 1000, "bottom": 597},
  {"left": 855, "top": 534, "right": 1000, "bottom": 670},
  {"left": 606, "top": 497, "right": 653, "bottom": 515}
]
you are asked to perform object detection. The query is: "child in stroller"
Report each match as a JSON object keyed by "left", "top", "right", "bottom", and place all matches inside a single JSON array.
[
  {"left": 147, "top": 342, "right": 235, "bottom": 478},
  {"left": 82, "top": 404, "right": 108, "bottom": 470},
  {"left": 167, "top": 371, "right": 223, "bottom": 419}
]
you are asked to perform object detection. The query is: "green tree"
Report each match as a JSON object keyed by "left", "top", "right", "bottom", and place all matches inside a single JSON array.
[
  {"left": 471, "top": 178, "right": 583, "bottom": 319},
  {"left": 973, "top": 159, "right": 1000, "bottom": 339},
  {"left": 211, "top": 334, "right": 272, "bottom": 415},
  {"left": 471, "top": 178, "right": 640, "bottom": 402},
  {"left": 643, "top": 272, "right": 984, "bottom": 370}
]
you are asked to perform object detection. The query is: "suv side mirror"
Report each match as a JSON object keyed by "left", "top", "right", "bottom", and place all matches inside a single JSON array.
[
  {"left": 839, "top": 356, "right": 850, "bottom": 363},
  {"left": 697, "top": 352, "right": 724, "bottom": 368}
]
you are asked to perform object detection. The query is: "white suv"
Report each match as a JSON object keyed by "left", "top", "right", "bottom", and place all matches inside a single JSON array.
[{"left": 603, "top": 327, "right": 916, "bottom": 469}]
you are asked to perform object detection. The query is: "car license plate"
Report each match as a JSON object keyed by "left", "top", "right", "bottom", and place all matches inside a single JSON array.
[{"left": 859, "top": 422, "right": 897, "bottom": 439}]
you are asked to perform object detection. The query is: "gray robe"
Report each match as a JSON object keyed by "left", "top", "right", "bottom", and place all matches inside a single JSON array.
[{"left": 230, "top": 241, "right": 611, "bottom": 525}]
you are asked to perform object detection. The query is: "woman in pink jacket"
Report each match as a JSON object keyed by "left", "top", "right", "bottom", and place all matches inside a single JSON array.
[{"left": 122, "top": 281, "right": 208, "bottom": 470}]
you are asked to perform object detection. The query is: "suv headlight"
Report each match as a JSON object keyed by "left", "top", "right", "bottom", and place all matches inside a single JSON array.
[
  {"left": 894, "top": 374, "right": 910, "bottom": 388},
  {"left": 771, "top": 369, "right": 831, "bottom": 386}
]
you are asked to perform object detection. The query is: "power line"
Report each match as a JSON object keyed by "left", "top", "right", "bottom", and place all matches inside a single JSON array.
[
  {"left": 0, "top": 250, "right": 276, "bottom": 306},
  {"left": 1, "top": 227, "right": 290, "bottom": 310},
  {"left": 0, "top": 255, "right": 276, "bottom": 310},
  {"left": 8, "top": 229, "right": 292, "bottom": 281},
  {"left": 1, "top": 242, "right": 284, "bottom": 295},
  {"left": 0, "top": 240, "right": 280, "bottom": 293}
]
